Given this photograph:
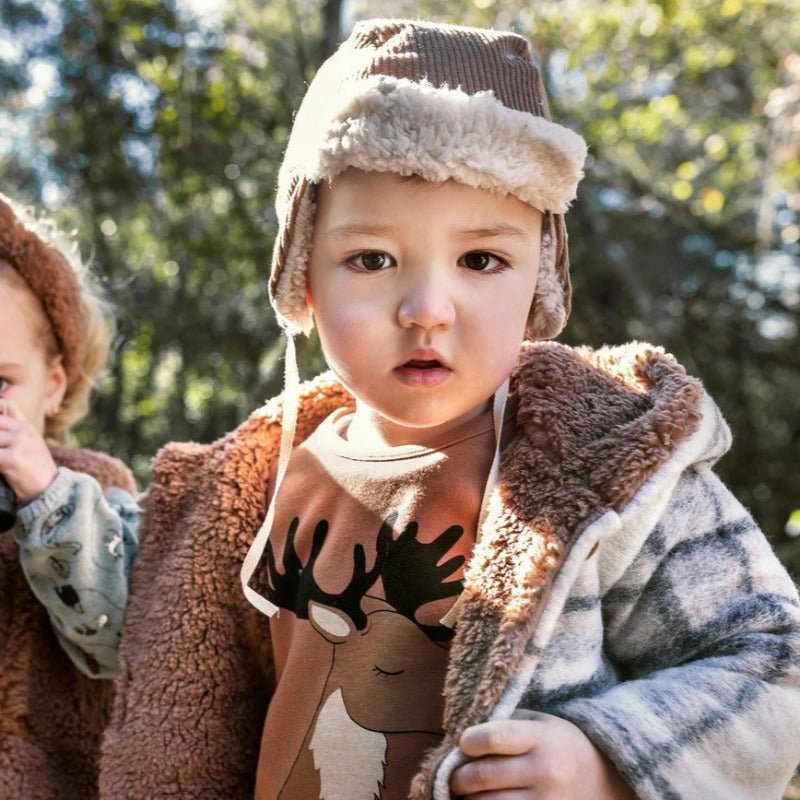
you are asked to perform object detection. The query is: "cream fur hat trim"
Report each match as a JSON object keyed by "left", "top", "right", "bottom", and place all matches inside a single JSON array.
[{"left": 270, "top": 18, "right": 588, "bottom": 338}]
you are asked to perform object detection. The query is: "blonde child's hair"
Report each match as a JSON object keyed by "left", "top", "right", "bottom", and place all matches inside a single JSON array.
[
  {"left": 48, "top": 289, "right": 112, "bottom": 443},
  {"left": 0, "top": 194, "right": 113, "bottom": 443}
]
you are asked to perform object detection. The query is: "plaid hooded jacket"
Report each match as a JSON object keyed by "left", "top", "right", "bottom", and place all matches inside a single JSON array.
[{"left": 99, "top": 341, "right": 800, "bottom": 800}]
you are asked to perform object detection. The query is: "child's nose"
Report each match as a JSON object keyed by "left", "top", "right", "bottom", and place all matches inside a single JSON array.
[{"left": 397, "top": 277, "right": 456, "bottom": 331}]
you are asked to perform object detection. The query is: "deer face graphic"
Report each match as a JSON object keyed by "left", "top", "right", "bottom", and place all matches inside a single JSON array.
[{"left": 257, "top": 513, "right": 467, "bottom": 800}]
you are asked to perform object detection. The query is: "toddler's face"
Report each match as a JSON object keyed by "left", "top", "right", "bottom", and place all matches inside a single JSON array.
[
  {"left": 307, "top": 169, "right": 542, "bottom": 447},
  {"left": 0, "top": 267, "right": 66, "bottom": 434}
]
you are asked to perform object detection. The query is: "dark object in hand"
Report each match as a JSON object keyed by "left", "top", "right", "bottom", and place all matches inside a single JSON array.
[{"left": 0, "top": 475, "right": 16, "bottom": 532}]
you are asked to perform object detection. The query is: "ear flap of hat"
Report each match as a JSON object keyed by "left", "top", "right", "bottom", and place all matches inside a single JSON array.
[
  {"left": 268, "top": 19, "right": 585, "bottom": 340},
  {"left": 269, "top": 175, "right": 316, "bottom": 335},
  {"left": 526, "top": 212, "right": 571, "bottom": 340}
]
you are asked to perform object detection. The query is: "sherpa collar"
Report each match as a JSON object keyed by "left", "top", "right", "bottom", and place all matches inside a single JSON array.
[
  {"left": 439, "top": 342, "right": 702, "bottom": 721},
  {"left": 103, "top": 340, "right": 705, "bottom": 799},
  {"left": 244, "top": 343, "right": 702, "bottom": 673}
]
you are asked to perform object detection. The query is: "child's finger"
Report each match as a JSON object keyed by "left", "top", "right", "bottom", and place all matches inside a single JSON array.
[
  {"left": 458, "top": 720, "right": 537, "bottom": 758},
  {"left": 0, "top": 427, "right": 19, "bottom": 458},
  {"left": 0, "top": 407, "right": 21, "bottom": 434},
  {"left": 450, "top": 752, "right": 536, "bottom": 796},
  {"left": 0, "top": 397, "right": 23, "bottom": 420}
]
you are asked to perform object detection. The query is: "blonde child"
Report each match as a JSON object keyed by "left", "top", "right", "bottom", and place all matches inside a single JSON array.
[
  {"left": 98, "top": 19, "right": 800, "bottom": 800},
  {"left": 0, "top": 192, "right": 138, "bottom": 798}
]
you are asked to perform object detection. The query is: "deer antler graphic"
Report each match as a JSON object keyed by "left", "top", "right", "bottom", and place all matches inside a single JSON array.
[
  {"left": 381, "top": 519, "right": 465, "bottom": 642},
  {"left": 261, "top": 512, "right": 466, "bottom": 638},
  {"left": 261, "top": 515, "right": 391, "bottom": 630},
  {"left": 261, "top": 512, "right": 468, "bottom": 800}
]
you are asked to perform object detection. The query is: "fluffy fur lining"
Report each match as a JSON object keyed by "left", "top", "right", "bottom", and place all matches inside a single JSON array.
[
  {"left": 310, "top": 77, "right": 587, "bottom": 211},
  {"left": 270, "top": 177, "right": 317, "bottom": 335},
  {"left": 0, "top": 446, "right": 135, "bottom": 800},
  {"left": 527, "top": 223, "right": 562, "bottom": 340},
  {"left": 270, "top": 76, "right": 586, "bottom": 336},
  {"left": 0, "top": 193, "right": 86, "bottom": 380}
]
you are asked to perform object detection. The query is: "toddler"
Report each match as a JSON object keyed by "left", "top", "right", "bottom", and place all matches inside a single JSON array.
[
  {"left": 99, "top": 19, "right": 800, "bottom": 800},
  {"left": 0, "top": 193, "right": 138, "bottom": 799}
]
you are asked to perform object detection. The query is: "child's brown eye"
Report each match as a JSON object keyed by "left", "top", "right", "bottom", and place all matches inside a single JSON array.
[
  {"left": 353, "top": 252, "right": 391, "bottom": 271},
  {"left": 461, "top": 251, "right": 503, "bottom": 271}
]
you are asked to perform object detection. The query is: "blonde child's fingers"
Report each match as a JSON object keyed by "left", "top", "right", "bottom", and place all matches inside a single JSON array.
[
  {"left": 0, "top": 397, "right": 23, "bottom": 420},
  {"left": 0, "top": 434, "right": 14, "bottom": 460},
  {"left": 0, "top": 413, "right": 21, "bottom": 434},
  {"left": 0, "top": 438, "right": 10, "bottom": 469},
  {"left": 4, "top": 397, "right": 23, "bottom": 417}
]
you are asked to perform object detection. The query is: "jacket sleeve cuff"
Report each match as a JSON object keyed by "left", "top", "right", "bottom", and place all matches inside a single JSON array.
[{"left": 553, "top": 667, "right": 800, "bottom": 800}]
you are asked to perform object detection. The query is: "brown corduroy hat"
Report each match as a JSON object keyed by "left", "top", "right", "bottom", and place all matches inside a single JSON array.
[
  {"left": 269, "top": 18, "right": 588, "bottom": 339},
  {"left": 0, "top": 193, "right": 86, "bottom": 381}
]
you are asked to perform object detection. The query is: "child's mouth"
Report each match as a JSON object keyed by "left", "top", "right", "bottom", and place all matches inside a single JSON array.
[{"left": 394, "top": 359, "right": 452, "bottom": 388}]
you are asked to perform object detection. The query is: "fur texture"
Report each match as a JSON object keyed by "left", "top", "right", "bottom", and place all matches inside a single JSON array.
[
  {"left": 0, "top": 194, "right": 86, "bottom": 382},
  {"left": 0, "top": 447, "right": 135, "bottom": 800},
  {"left": 98, "top": 343, "right": 800, "bottom": 800},
  {"left": 268, "top": 19, "right": 586, "bottom": 339},
  {"left": 312, "top": 78, "right": 586, "bottom": 211}
]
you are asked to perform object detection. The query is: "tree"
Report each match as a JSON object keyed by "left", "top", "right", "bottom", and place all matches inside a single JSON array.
[
  {"left": 348, "top": 0, "right": 800, "bottom": 570},
  {"left": 2, "top": 0, "right": 798, "bottom": 574},
  {"left": 1, "top": 0, "right": 339, "bottom": 476}
]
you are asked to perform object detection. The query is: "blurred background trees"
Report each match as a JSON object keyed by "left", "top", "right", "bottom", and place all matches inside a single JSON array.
[{"left": 1, "top": 0, "right": 798, "bottom": 576}]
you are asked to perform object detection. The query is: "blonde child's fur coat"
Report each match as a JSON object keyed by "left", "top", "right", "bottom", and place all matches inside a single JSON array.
[{"left": 0, "top": 447, "right": 135, "bottom": 800}]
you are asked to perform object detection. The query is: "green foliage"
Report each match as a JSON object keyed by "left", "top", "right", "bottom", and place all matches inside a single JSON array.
[
  {"left": 1, "top": 0, "right": 799, "bottom": 575},
  {"left": 2, "top": 0, "right": 332, "bottom": 479}
]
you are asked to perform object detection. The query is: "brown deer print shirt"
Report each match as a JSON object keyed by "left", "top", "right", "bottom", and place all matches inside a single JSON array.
[{"left": 251, "top": 407, "right": 500, "bottom": 800}]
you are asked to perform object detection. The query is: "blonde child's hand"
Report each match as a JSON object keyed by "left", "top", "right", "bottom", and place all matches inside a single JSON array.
[
  {"left": 449, "top": 712, "right": 638, "bottom": 800},
  {"left": 0, "top": 398, "right": 58, "bottom": 505}
]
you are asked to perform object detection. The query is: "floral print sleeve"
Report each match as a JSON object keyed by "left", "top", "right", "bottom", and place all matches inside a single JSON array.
[{"left": 13, "top": 466, "right": 139, "bottom": 678}]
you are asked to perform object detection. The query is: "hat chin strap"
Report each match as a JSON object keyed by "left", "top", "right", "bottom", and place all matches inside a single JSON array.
[
  {"left": 439, "top": 375, "right": 509, "bottom": 628},
  {"left": 241, "top": 340, "right": 510, "bottom": 625},
  {"left": 240, "top": 331, "right": 300, "bottom": 617}
]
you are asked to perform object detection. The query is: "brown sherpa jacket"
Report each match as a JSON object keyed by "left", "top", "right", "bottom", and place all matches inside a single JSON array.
[
  {"left": 99, "top": 341, "right": 800, "bottom": 800},
  {"left": 0, "top": 446, "right": 135, "bottom": 800}
]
